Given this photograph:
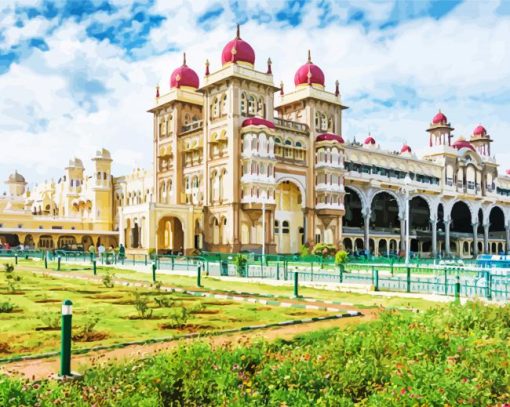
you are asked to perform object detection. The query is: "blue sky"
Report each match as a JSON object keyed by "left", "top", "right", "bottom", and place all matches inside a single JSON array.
[{"left": 1, "top": 0, "right": 510, "bottom": 190}]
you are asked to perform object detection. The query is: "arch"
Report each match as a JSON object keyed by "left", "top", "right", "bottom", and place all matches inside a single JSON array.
[
  {"left": 58, "top": 235, "right": 77, "bottom": 249},
  {"left": 450, "top": 201, "right": 473, "bottom": 234},
  {"left": 274, "top": 174, "right": 306, "bottom": 205},
  {"left": 489, "top": 206, "right": 505, "bottom": 233},
  {"left": 23, "top": 234, "right": 34, "bottom": 248},
  {"left": 343, "top": 238, "right": 353, "bottom": 252},
  {"left": 378, "top": 239, "right": 388, "bottom": 256},
  {"left": 370, "top": 191, "right": 400, "bottom": 232},
  {"left": 275, "top": 181, "right": 304, "bottom": 253},
  {"left": 343, "top": 186, "right": 364, "bottom": 228},
  {"left": 354, "top": 238, "right": 364, "bottom": 252},
  {"left": 409, "top": 196, "right": 430, "bottom": 230},
  {"left": 157, "top": 216, "right": 184, "bottom": 254}
]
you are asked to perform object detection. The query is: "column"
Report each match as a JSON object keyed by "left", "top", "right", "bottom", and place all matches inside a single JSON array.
[
  {"left": 363, "top": 210, "right": 370, "bottom": 254},
  {"left": 472, "top": 222, "right": 479, "bottom": 257},
  {"left": 505, "top": 225, "right": 510, "bottom": 255},
  {"left": 431, "top": 218, "right": 437, "bottom": 258},
  {"left": 445, "top": 219, "right": 451, "bottom": 256},
  {"left": 119, "top": 210, "right": 125, "bottom": 246},
  {"left": 483, "top": 223, "right": 489, "bottom": 253},
  {"left": 400, "top": 217, "right": 406, "bottom": 254}
]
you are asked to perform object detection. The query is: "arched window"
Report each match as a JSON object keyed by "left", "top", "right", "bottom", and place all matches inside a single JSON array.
[
  {"left": 315, "top": 112, "right": 320, "bottom": 130},
  {"left": 221, "top": 94, "right": 227, "bottom": 116},
  {"left": 240, "top": 93, "right": 247, "bottom": 114},
  {"left": 248, "top": 95, "right": 256, "bottom": 115},
  {"left": 282, "top": 221, "right": 290, "bottom": 234},
  {"left": 321, "top": 114, "right": 328, "bottom": 131},
  {"left": 257, "top": 97, "right": 264, "bottom": 116},
  {"left": 184, "top": 113, "right": 191, "bottom": 125},
  {"left": 211, "top": 97, "right": 218, "bottom": 118}
]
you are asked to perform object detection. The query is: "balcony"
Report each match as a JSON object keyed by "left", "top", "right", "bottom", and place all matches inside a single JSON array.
[
  {"left": 181, "top": 120, "right": 203, "bottom": 134},
  {"left": 274, "top": 117, "right": 309, "bottom": 133},
  {"left": 315, "top": 183, "right": 345, "bottom": 193}
]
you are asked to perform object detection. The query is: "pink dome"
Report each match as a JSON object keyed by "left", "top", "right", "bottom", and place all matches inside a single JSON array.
[
  {"left": 506, "top": 169, "right": 510, "bottom": 176},
  {"left": 294, "top": 50, "right": 325, "bottom": 87},
  {"left": 316, "top": 133, "right": 344, "bottom": 143},
  {"left": 242, "top": 117, "right": 275, "bottom": 129},
  {"left": 432, "top": 111, "right": 448, "bottom": 124},
  {"left": 364, "top": 135, "right": 376, "bottom": 145},
  {"left": 170, "top": 54, "right": 199, "bottom": 89},
  {"left": 401, "top": 144, "right": 412, "bottom": 153},
  {"left": 221, "top": 25, "right": 255, "bottom": 66},
  {"left": 452, "top": 137, "right": 475, "bottom": 152},
  {"left": 473, "top": 124, "right": 487, "bottom": 137}
]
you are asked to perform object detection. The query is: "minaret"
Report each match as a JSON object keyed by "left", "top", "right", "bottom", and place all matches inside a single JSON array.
[
  {"left": 470, "top": 124, "right": 492, "bottom": 157},
  {"left": 91, "top": 149, "right": 113, "bottom": 228},
  {"left": 426, "top": 110, "right": 454, "bottom": 147}
]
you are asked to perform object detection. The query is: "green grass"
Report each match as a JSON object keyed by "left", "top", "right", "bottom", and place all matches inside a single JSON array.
[{"left": 0, "top": 263, "right": 333, "bottom": 357}]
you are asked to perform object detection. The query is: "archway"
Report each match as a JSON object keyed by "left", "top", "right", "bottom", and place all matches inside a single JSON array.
[
  {"left": 343, "top": 238, "right": 353, "bottom": 252},
  {"left": 409, "top": 197, "right": 430, "bottom": 230},
  {"left": 23, "top": 235, "right": 34, "bottom": 248},
  {"left": 275, "top": 181, "right": 303, "bottom": 253},
  {"left": 0, "top": 234, "right": 20, "bottom": 248},
  {"left": 158, "top": 216, "right": 184, "bottom": 254},
  {"left": 378, "top": 239, "right": 388, "bottom": 256},
  {"left": 343, "top": 187, "right": 363, "bottom": 228},
  {"left": 370, "top": 192, "right": 399, "bottom": 232},
  {"left": 81, "top": 236, "right": 94, "bottom": 251},
  {"left": 450, "top": 201, "right": 472, "bottom": 234},
  {"left": 58, "top": 236, "right": 77, "bottom": 249},
  {"left": 489, "top": 206, "right": 505, "bottom": 234}
]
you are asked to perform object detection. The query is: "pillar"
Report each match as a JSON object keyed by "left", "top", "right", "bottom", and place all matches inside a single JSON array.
[
  {"left": 506, "top": 225, "right": 510, "bottom": 254},
  {"left": 472, "top": 222, "right": 479, "bottom": 257},
  {"left": 119, "top": 210, "right": 125, "bottom": 246},
  {"left": 431, "top": 218, "right": 437, "bottom": 258},
  {"left": 363, "top": 210, "right": 370, "bottom": 253},
  {"left": 483, "top": 223, "right": 489, "bottom": 254},
  {"left": 445, "top": 219, "right": 451, "bottom": 256},
  {"left": 400, "top": 217, "right": 406, "bottom": 254}
]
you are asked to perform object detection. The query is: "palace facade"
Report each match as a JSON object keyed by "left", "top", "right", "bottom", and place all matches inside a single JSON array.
[{"left": 2, "top": 26, "right": 510, "bottom": 258}]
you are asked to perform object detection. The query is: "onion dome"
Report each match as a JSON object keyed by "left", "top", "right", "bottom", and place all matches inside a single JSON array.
[
  {"left": 473, "top": 124, "right": 487, "bottom": 137},
  {"left": 170, "top": 53, "right": 199, "bottom": 89},
  {"left": 506, "top": 169, "right": 510, "bottom": 176},
  {"left": 294, "top": 50, "right": 325, "bottom": 87},
  {"left": 401, "top": 144, "right": 412, "bottom": 153},
  {"left": 364, "top": 135, "right": 376, "bottom": 145},
  {"left": 221, "top": 24, "right": 255, "bottom": 66},
  {"left": 452, "top": 136, "right": 475, "bottom": 152},
  {"left": 316, "top": 133, "right": 344, "bottom": 143},
  {"left": 7, "top": 170, "right": 25, "bottom": 183},
  {"left": 242, "top": 117, "right": 275, "bottom": 129},
  {"left": 432, "top": 110, "right": 448, "bottom": 125}
]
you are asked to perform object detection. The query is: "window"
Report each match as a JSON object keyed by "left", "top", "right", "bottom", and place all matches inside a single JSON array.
[
  {"left": 282, "top": 221, "right": 290, "bottom": 234},
  {"left": 240, "top": 93, "right": 247, "bottom": 114},
  {"left": 248, "top": 95, "right": 256, "bottom": 115},
  {"left": 221, "top": 94, "right": 227, "bottom": 116},
  {"left": 274, "top": 220, "right": 279, "bottom": 234}
]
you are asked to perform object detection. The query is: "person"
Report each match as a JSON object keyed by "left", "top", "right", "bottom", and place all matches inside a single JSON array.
[
  {"left": 88, "top": 244, "right": 96, "bottom": 259},
  {"left": 98, "top": 244, "right": 105, "bottom": 257},
  {"left": 118, "top": 243, "right": 126, "bottom": 263}
]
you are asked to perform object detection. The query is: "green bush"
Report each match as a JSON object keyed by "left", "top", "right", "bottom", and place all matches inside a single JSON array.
[
  {"left": 3, "top": 263, "right": 21, "bottom": 293},
  {"left": 102, "top": 272, "right": 115, "bottom": 288},
  {"left": 335, "top": 250, "right": 349, "bottom": 265},
  {"left": 1, "top": 302, "right": 509, "bottom": 406},
  {"left": 232, "top": 254, "right": 247, "bottom": 277},
  {"left": 299, "top": 244, "right": 310, "bottom": 257},
  {"left": 311, "top": 243, "right": 336, "bottom": 258},
  {"left": 167, "top": 306, "right": 189, "bottom": 328},
  {"left": 0, "top": 300, "right": 14, "bottom": 313},
  {"left": 133, "top": 292, "right": 153, "bottom": 319},
  {"left": 154, "top": 296, "right": 174, "bottom": 308}
]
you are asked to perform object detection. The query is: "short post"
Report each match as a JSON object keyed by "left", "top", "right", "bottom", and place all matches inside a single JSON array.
[
  {"left": 197, "top": 264, "right": 202, "bottom": 288},
  {"left": 144, "top": 254, "right": 148, "bottom": 266},
  {"left": 44, "top": 253, "right": 48, "bottom": 269},
  {"left": 406, "top": 266, "right": 411, "bottom": 293},
  {"left": 92, "top": 260, "right": 97, "bottom": 276},
  {"left": 293, "top": 272, "right": 299, "bottom": 298},
  {"left": 152, "top": 261, "right": 157, "bottom": 283},
  {"left": 373, "top": 268, "right": 379, "bottom": 291},
  {"left": 276, "top": 263, "right": 280, "bottom": 280},
  {"left": 444, "top": 268, "right": 448, "bottom": 296},
  {"left": 60, "top": 299, "right": 73, "bottom": 377},
  {"left": 14, "top": 254, "right": 18, "bottom": 265},
  {"left": 390, "top": 259, "right": 394, "bottom": 276},
  {"left": 339, "top": 264, "right": 344, "bottom": 283},
  {"left": 454, "top": 275, "right": 461, "bottom": 303},
  {"left": 57, "top": 256, "right": 61, "bottom": 271},
  {"left": 485, "top": 271, "right": 492, "bottom": 300},
  {"left": 171, "top": 256, "right": 175, "bottom": 270}
]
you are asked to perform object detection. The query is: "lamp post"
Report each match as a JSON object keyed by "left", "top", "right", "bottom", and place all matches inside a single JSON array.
[
  {"left": 401, "top": 174, "right": 414, "bottom": 266},
  {"left": 261, "top": 190, "right": 267, "bottom": 259}
]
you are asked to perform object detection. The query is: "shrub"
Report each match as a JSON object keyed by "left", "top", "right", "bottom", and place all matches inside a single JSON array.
[
  {"left": 75, "top": 315, "right": 100, "bottom": 341},
  {"left": 133, "top": 292, "right": 153, "bottom": 319},
  {"left": 102, "top": 272, "right": 115, "bottom": 288},
  {"left": 0, "top": 300, "right": 14, "bottom": 313},
  {"left": 190, "top": 302, "right": 206, "bottom": 314},
  {"left": 334, "top": 250, "right": 349, "bottom": 265},
  {"left": 299, "top": 244, "right": 310, "bottom": 257},
  {"left": 232, "top": 254, "right": 247, "bottom": 277},
  {"left": 38, "top": 311, "right": 61, "bottom": 329},
  {"left": 167, "top": 306, "right": 189, "bottom": 328},
  {"left": 311, "top": 243, "right": 336, "bottom": 258},
  {"left": 154, "top": 296, "right": 174, "bottom": 308},
  {"left": 152, "top": 280, "right": 162, "bottom": 292},
  {"left": 3, "top": 263, "right": 21, "bottom": 293}
]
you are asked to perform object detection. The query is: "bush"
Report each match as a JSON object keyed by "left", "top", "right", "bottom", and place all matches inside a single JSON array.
[
  {"left": 167, "top": 306, "right": 189, "bottom": 328},
  {"left": 3, "top": 263, "right": 21, "bottom": 293},
  {"left": 154, "top": 296, "right": 174, "bottom": 308},
  {"left": 38, "top": 311, "right": 61, "bottom": 329},
  {"left": 311, "top": 243, "right": 336, "bottom": 258},
  {"left": 152, "top": 280, "right": 162, "bottom": 292},
  {"left": 299, "top": 244, "right": 310, "bottom": 257},
  {"left": 74, "top": 315, "right": 100, "bottom": 341},
  {"left": 133, "top": 292, "right": 153, "bottom": 319},
  {"left": 232, "top": 254, "right": 247, "bottom": 277},
  {"left": 102, "top": 272, "right": 115, "bottom": 288},
  {"left": 0, "top": 300, "right": 14, "bottom": 313},
  {"left": 334, "top": 250, "right": 349, "bottom": 265}
]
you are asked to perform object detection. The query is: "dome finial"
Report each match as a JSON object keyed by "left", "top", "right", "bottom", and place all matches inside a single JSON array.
[
  {"left": 307, "top": 49, "right": 312, "bottom": 63},
  {"left": 267, "top": 57, "right": 272, "bottom": 74},
  {"left": 183, "top": 52, "right": 187, "bottom": 66},
  {"left": 335, "top": 80, "right": 340, "bottom": 97},
  {"left": 156, "top": 84, "right": 160, "bottom": 98},
  {"left": 205, "top": 59, "right": 210, "bottom": 76},
  {"left": 280, "top": 80, "right": 284, "bottom": 96},
  {"left": 236, "top": 23, "right": 240, "bottom": 39}
]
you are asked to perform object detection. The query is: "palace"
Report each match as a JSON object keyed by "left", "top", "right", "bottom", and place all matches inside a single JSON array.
[{"left": 2, "top": 25, "right": 510, "bottom": 259}]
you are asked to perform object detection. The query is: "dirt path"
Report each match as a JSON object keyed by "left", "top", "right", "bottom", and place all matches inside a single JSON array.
[{"left": 1, "top": 309, "right": 379, "bottom": 381}]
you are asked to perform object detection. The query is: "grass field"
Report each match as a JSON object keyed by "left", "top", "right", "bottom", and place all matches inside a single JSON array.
[
  {"left": 0, "top": 262, "right": 334, "bottom": 357},
  {"left": 1, "top": 258, "right": 440, "bottom": 311}
]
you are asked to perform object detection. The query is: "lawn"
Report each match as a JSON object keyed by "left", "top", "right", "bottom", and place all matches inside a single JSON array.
[
  {"left": 2, "top": 258, "right": 441, "bottom": 311},
  {"left": 0, "top": 262, "right": 333, "bottom": 357}
]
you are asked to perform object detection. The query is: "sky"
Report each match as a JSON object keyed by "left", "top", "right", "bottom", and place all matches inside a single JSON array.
[{"left": 1, "top": 0, "right": 510, "bottom": 192}]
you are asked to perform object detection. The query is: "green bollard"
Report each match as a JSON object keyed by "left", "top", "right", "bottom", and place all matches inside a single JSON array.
[
  {"left": 486, "top": 271, "right": 492, "bottom": 300},
  {"left": 44, "top": 253, "right": 48, "bottom": 269},
  {"left": 152, "top": 262, "right": 157, "bottom": 283},
  {"left": 406, "top": 267, "right": 411, "bottom": 293},
  {"left": 390, "top": 259, "right": 394, "bottom": 276},
  {"left": 57, "top": 256, "right": 61, "bottom": 271},
  {"left": 276, "top": 263, "right": 280, "bottom": 280},
  {"left": 373, "top": 268, "right": 379, "bottom": 291},
  {"left": 15, "top": 254, "right": 18, "bottom": 265},
  {"left": 144, "top": 255, "right": 148, "bottom": 266},
  {"left": 293, "top": 272, "right": 299, "bottom": 298},
  {"left": 454, "top": 276, "right": 461, "bottom": 303},
  {"left": 444, "top": 268, "right": 448, "bottom": 296},
  {"left": 60, "top": 299, "right": 73, "bottom": 377},
  {"left": 197, "top": 265, "right": 202, "bottom": 288},
  {"left": 339, "top": 264, "right": 344, "bottom": 283},
  {"left": 93, "top": 260, "right": 97, "bottom": 276},
  {"left": 171, "top": 257, "right": 175, "bottom": 270}
]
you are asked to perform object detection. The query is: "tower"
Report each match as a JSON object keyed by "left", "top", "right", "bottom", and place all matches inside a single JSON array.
[
  {"left": 470, "top": 125, "right": 492, "bottom": 157},
  {"left": 426, "top": 110, "right": 454, "bottom": 147},
  {"left": 91, "top": 148, "right": 113, "bottom": 229},
  {"left": 5, "top": 171, "right": 26, "bottom": 197}
]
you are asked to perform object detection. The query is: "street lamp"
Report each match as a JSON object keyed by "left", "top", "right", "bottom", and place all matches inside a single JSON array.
[
  {"left": 401, "top": 174, "right": 415, "bottom": 266},
  {"left": 261, "top": 190, "right": 268, "bottom": 258}
]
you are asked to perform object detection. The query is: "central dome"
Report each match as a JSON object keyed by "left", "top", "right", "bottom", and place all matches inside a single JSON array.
[
  {"left": 170, "top": 53, "right": 199, "bottom": 89},
  {"left": 294, "top": 50, "right": 325, "bottom": 87},
  {"left": 221, "top": 25, "right": 255, "bottom": 66}
]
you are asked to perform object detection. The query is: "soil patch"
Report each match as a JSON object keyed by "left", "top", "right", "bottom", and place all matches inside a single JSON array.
[
  {"left": 72, "top": 331, "right": 109, "bottom": 342},
  {"left": 86, "top": 294, "right": 123, "bottom": 300},
  {"left": 75, "top": 290, "right": 102, "bottom": 294},
  {"left": 159, "top": 323, "right": 215, "bottom": 332},
  {"left": 125, "top": 315, "right": 166, "bottom": 320},
  {"left": 0, "top": 291, "right": 26, "bottom": 295},
  {"left": 203, "top": 301, "right": 233, "bottom": 306},
  {"left": 190, "top": 309, "right": 219, "bottom": 315},
  {"left": 35, "top": 327, "right": 60, "bottom": 331},
  {"left": 0, "top": 342, "right": 11, "bottom": 354},
  {"left": 34, "top": 299, "right": 61, "bottom": 304}
]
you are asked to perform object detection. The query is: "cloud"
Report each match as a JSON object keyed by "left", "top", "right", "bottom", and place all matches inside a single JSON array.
[{"left": 1, "top": 0, "right": 510, "bottom": 193}]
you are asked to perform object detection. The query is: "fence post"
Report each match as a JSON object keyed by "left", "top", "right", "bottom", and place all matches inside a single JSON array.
[
  {"left": 14, "top": 254, "right": 18, "bottom": 265},
  {"left": 171, "top": 256, "right": 175, "bottom": 270},
  {"left": 57, "top": 256, "right": 61, "bottom": 271},
  {"left": 60, "top": 299, "right": 73, "bottom": 377},
  {"left": 293, "top": 272, "right": 299, "bottom": 298},
  {"left": 390, "top": 259, "right": 394, "bottom": 276},
  {"left": 276, "top": 263, "right": 280, "bottom": 280},
  {"left": 339, "top": 264, "right": 344, "bottom": 283},
  {"left": 44, "top": 253, "right": 48, "bottom": 269},
  {"left": 486, "top": 271, "right": 492, "bottom": 300},
  {"left": 373, "top": 268, "right": 379, "bottom": 291},
  {"left": 406, "top": 266, "right": 411, "bottom": 293},
  {"left": 93, "top": 260, "right": 97, "bottom": 276},
  {"left": 444, "top": 268, "right": 448, "bottom": 296},
  {"left": 454, "top": 275, "right": 460, "bottom": 303},
  {"left": 144, "top": 255, "right": 148, "bottom": 266},
  {"left": 197, "top": 265, "right": 202, "bottom": 288},
  {"left": 152, "top": 261, "right": 157, "bottom": 283}
]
